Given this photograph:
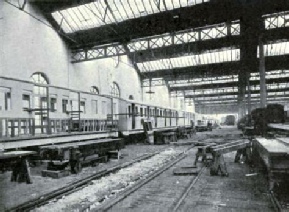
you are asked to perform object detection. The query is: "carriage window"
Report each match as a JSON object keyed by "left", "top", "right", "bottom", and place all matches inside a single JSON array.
[
  {"left": 50, "top": 97, "right": 57, "bottom": 112},
  {"left": 92, "top": 100, "right": 98, "bottom": 114},
  {"left": 22, "top": 94, "right": 30, "bottom": 110},
  {"left": 113, "top": 103, "right": 116, "bottom": 114},
  {"left": 144, "top": 108, "right": 147, "bottom": 116},
  {"left": 0, "top": 88, "right": 11, "bottom": 111},
  {"left": 62, "top": 99, "right": 68, "bottom": 113},
  {"left": 102, "top": 101, "right": 106, "bottom": 114},
  {"left": 80, "top": 101, "right": 86, "bottom": 113},
  {"left": 140, "top": 108, "right": 143, "bottom": 117},
  {"left": 128, "top": 105, "right": 131, "bottom": 117},
  {"left": 135, "top": 106, "right": 138, "bottom": 115}
]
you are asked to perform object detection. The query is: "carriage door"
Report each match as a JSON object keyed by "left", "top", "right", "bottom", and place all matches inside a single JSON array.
[
  {"left": 31, "top": 73, "right": 49, "bottom": 134},
  {"left": 132, "top": 103, "right": 135, "bottom": 129},
  {"left": 155, "top": 107, "right": 157, "bottom": 128},
  {"left": 164, "top": 109, "right": 167, "bottom": 127},
  {"left": 170, "top": 110, "right": 172, "bottom": 126},
  {"left": 70, "top": 92, "right": 80, "bottom": 130},
  {"left": 34, "top": 95, "right": 48, "bottom": 134}
]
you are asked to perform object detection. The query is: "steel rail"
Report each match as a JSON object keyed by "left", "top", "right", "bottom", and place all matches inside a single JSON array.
[
  {"left": 6, "top": 150, "right": 165, "bottom": 212},
  {"left": 269, "top": 191, "right": 283, "bottom": 212},
  {"left": 93, "top": 149, "right": 191, "bottom": 212},
  {"left": 172, "top": 166, "right": 205, "bottom": 211}
]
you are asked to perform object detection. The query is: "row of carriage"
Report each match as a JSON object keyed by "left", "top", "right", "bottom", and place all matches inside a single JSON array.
[{"left": 0, "top": 88, "right": 202, "bottom": 177}]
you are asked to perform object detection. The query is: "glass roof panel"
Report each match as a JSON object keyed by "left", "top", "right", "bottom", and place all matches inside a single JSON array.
[
  {"left": 257, "top": 41, "right": 289, "bottom": 57},
  {"left": 250, "top": 70, "right": 289, "bottom": 80},
  {"left": 137, "top": 48, "right": 240, "bottom": 72},
  {"left": 169, "top": 75, "right": 238, "bottom": 87},
  {"left": 52, "top": 0, "right": 209, "bottom": 33}
]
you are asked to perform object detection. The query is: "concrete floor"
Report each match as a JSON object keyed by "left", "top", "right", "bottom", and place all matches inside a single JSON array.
[
  {"left": 177, "top": 152, "right": 274, "bottom": 212},
  {"left": 0, "top": 144, "right": 168, "bottom": 211},
  {"left": 109, "top": 144, "right": 275, "bottom": 212},
  {"left": 0, "top": 127, "right": 279, "bottom": 211}
]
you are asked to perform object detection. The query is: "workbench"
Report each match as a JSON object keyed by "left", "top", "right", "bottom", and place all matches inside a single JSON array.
[
  {"left": 209, "top": 139, "right": 251, "bottom": 176},
  {"left": 0, "top": 150, "right": 36, "bottom": 183},
  {"left": 253, "top": 137, "right": 289, "bottom": 190}
]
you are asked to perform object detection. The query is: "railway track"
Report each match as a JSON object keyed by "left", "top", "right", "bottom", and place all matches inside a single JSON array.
[
  {"left": 97, "top": 148, "right": 203, "bottom": 212},
  {"left": 171, "top": 166, "right": 205, "bottom": 212},
  {"left": 7, "top": 146, "right": 192, "bottom": 212},
  {"left": 6, "top": 149, "right": 166, "bottom": 212},
  {"left": 270, "top": 191, "right": 283, "bottom": 212},
  {"left": 100, "top": 155, "right": 285, "bottom": 212},
  {"left": 8, "top": 143, "right": 284, "bottom": 212},
  {"left": 98, "top": 163, "right": 205, "bottom": 212},
  {"left": 93, "top": 151, "right": 189, "bottom": 212}
]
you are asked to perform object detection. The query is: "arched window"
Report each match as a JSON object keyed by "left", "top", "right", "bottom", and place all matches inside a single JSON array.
[
  {"left": 90, "top": 86, "right": 99, "bottom": 94},
  {"left": 111, "top": 82, "right": 120, "bottom": 98},
  {"left": 31, "top": 72, "right": 49, "bottom": 84},
  {"left": 129, "top": 95, "right": 134, "bottom": 100},
  {"left": 30, "top": 72, "right": 49, "bottom": 134}
]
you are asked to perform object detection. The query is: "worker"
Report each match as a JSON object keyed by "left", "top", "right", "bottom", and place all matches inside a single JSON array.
[
  {"left": 12, "top": 156, "right": 32, "bottom": 184},
  {"left": 70, "top": 147, "right": 81, "bottom": 174},
  {"left": 11, "top": 157, "right": 21, "bottom": 182},
  {"left": 234, "top": 148, "right": 247, "bottom": 163}
]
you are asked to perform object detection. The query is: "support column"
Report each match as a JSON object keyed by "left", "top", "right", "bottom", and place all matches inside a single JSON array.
[
  {"left": 239, "top": 7, "right": 261, "bottom": 119},
  {"left": 238, "top": 72, "right": 247, "bottom": 119},
  {"left": 246, "top": 71, "right": 252, "bottom": 124},
  {"left": 259, "top": 36, "right": 267, "bottom": 108}
]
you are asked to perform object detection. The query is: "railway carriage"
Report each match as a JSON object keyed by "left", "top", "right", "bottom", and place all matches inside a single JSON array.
[
  {"left": 0, "top": 77, "right": 201, "bottom": 176},
  {"left": 117, "top": 98, "right": 197, "bottom": 143},
  {"left": 1, "top": 76, "right": 198, "bottom": 146}
]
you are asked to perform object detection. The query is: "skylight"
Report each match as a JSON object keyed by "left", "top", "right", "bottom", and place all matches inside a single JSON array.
[
  {"left": 250, "top": 70, "right": 289, "bottom": 80},
  {"left": 52, "top": 0, "right": 210, "bottom": 33},
  {"left": 137, "top": 48, "right": 240, "bottom": 72},
  {"left": 169, "top": 75, "right": 238, "bottom": 87},
  {"left": 258, "top": 41, "right": 289, "bottom": 57}
]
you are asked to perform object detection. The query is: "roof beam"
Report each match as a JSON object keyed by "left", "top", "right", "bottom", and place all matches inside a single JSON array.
[
  {"left": 37, "top": 0, "right": 289, "bottom": 47},
  {"left": 170, "top": 76, "right": 289, "bottom": 91},
  {"left": 132, "top": 36, "right": 239, "bottom": 63},
  {"left": 143, "top": 61, "right": 240, "bottom": 79},
  {"left": 184, "top": 87, "right": 289, "bottom": 99}
]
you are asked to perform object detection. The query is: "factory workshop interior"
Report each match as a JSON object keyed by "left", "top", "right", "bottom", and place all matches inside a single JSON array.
[{"left": 1, "top": 0, "right": 289, "bottom": 211}]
